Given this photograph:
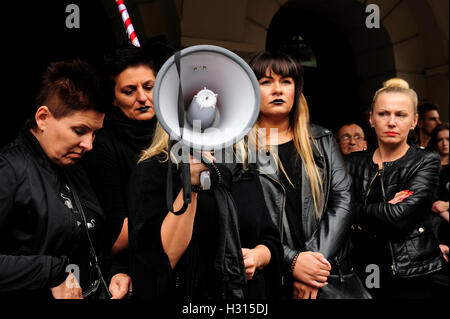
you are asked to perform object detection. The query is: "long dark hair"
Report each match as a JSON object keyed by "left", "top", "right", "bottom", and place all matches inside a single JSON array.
[
  {"left": 249, "top": 51, "right": 304, "bottom": 128},
  {"left": 249, "top": 51, "right": 324, "bottom": 218}
]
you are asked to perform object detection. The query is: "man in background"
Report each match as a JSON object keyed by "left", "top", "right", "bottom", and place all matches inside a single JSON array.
[
  {"left": 336, "top": 123, "right": 367, "bottom": 156},
  {"left": 416, "top": 103, "right": 442, "bottom": 148}
]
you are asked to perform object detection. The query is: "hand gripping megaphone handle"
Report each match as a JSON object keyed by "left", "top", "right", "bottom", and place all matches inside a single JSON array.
[{"left": 191, "top": 151, "right": 222, "bottom": 193}]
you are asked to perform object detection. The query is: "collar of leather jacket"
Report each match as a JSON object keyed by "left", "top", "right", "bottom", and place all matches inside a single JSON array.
[
  {"left": 310, "top": 124, "right": 333, "bottom": 139},
  {"left": 20, "top": 127, "right": 62, "bottom": 175}
]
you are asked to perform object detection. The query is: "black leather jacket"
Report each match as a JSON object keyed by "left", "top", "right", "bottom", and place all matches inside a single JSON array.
[
  {"left": 345, "top": 146, "right": 446, "bottom": 278},
  {"left": 257, "top": 125, "right": 354, "bottom": 278},
  {"left": 0, "top": 129, "right": 104, "bottom": 297}
]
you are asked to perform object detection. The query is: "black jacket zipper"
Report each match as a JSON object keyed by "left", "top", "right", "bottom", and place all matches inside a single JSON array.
[{"left": 364, "top": 168, "right": 398, "bottom": 276}]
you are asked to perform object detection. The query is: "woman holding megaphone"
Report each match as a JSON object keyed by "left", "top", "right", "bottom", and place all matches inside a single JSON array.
[
  {"left": 247, "top": 51, "right": 370, "bottom": 299},
  {"left": 127, "top": 123, "right": 283, "bottom": 299}
]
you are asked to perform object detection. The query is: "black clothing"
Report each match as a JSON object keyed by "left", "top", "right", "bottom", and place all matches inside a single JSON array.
[
  {"left": 430, "top": 164, "right": 449, "bottom": 297},
  {"left": 0, "top": 129, "right": 104, "bottom": 298},
  {"left": 83, "top": 107, "right": 156, "bottom": 249},
  {"left": 257, "top": 125, "right": 355, "bottom": 298},
  {"left": 438, "top": 165, "right": 449, "bottom": 202},
  {"left": 346, "top": 146, "right": 447, "bottom": 298},
  {"left": 82, "top": 107, "right": 156, "bottom": 277},
  {"left": 277, "top": 140, "right": 304, "bottom": 248},
  {"left": 435, "top": 165, "right": 449, "bottom": 246},
  {"left": 128, "top": 156, "right": 283, "bottom": 299}
]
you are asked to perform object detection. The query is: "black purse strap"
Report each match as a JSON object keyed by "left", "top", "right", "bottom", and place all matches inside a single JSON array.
[{"left": 66, "top": 174, "right": 112, "bottom": 299}]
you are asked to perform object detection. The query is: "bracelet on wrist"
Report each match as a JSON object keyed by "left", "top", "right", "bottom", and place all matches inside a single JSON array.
[{"left": 290, "top": 251, "right": 300, "bottom": 275}]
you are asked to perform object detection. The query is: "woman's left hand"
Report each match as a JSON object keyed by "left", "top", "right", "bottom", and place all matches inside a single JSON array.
[
  {"left": 293, "top": 280, "right": 319, "bottom": 299},
  {"left": 242, "top": 245, "right": 271, "bottom": 280},
  {"left": 109, "top": 273, "right": 132, "bottom": 299},
  {"left": 242, "top": 248, "right": 258, "bottom": 280},
  {"left": 432, "top": 201, "right": 449, "bottom": 215},
  {"left": 388, "top": 190, "right": 413, "bottom": 204}
]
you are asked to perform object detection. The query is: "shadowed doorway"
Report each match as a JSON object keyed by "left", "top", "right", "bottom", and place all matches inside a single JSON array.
[{"left": 266, "top": 0, "right": 396, "bottom": 148}]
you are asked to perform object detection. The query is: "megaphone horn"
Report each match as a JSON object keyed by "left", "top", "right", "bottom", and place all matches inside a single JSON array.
[{"left": 153, "top": 45, "right": 261, "bottom": 151}]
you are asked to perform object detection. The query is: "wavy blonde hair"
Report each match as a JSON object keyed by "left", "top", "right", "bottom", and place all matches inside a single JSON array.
[{"left": 139, "top": 122, "right": 170, "bottom": 163}]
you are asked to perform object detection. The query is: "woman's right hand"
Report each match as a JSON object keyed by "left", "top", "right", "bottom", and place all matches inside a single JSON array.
[
  {"left": 292, "top": 251, "right": 331, "bottom": 288},
  {"left": 50, "top": 272, "right": 83, "bottom": 299}
]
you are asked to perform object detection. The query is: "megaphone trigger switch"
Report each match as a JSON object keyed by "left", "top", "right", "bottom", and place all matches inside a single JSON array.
[{"left": 199, "top": 171, "right": 211, "bottom": 190}]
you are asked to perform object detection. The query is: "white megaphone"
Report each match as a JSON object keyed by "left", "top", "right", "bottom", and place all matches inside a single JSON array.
[
  {"left": 153, "top": 45, "right": 260, "bottom": 213},
  {"left": 153, "top": 45, "right": 260, "bottom": 152}
]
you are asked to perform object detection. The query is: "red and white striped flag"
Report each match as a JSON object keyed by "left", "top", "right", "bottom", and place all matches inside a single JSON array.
[{"left": 115, "top": 0, "right": 140, "bottom": 47}]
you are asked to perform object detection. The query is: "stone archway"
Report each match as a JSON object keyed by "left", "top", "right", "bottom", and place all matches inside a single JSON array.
[{"left": 244, "top": 0, "right": 449, "bottom": 124}]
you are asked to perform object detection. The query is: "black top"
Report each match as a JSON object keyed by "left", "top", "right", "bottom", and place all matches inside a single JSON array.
[
  {"left": 359, "top": 169, "right": 394, "bottom": 277},
  {"left": 276, "top": 140, "right": 305, "bottom": 249},
  {"left": 128, "top": 156, "right": 283, "bottom": 300}
]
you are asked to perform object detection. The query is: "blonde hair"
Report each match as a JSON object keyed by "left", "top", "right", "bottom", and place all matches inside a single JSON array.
[
  {"left": 372, "top": 77, "right": 418, "bottom": 113},
  {"left": 139, "top": 122, "right": 170, "bottom": 163},
  {"left": 248, "top": 51, "right": 325, "bottom": 218},
  {"left": 288, "top": 93, "right": 324, "bottom": 218}
]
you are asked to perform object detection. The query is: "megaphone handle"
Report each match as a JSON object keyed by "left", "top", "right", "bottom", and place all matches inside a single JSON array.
[{"left": 200, "top": 170, "right": 211, "bottom": 190}]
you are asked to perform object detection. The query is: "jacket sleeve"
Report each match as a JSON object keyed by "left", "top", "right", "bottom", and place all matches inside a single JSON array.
[
  {"left": 0, "top": 156, "right": 68, "bottom": 292},
  {"left": 304, "top": 137, "right": 353, "bottom": 260},
  {"left": 362, "top": 152, "right": 440, "bottom": 233}
]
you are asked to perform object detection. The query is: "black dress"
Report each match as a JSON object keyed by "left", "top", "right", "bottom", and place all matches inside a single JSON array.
[{"left": 127, "top": 156, "right": 283, "bottom": 299}]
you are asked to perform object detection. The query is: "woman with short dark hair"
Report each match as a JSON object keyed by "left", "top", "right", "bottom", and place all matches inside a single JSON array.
[{"left": 0, "top": 60, "right": 108, "bottom": 299}]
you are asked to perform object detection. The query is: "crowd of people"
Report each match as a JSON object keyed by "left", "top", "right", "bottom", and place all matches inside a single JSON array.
[{"left": 0, "top": 43, "right": 448, "bottom": 300}]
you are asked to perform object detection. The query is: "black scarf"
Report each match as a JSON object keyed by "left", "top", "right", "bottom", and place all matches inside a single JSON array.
[{"left": 104, "top": 107, "right": 157, "bottom": 154}]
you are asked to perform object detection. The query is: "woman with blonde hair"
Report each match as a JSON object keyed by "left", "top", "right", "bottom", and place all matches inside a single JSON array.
[
  {"left": 127, "top": 121, "right": 283, "bottom": 299},
  {"left": 247, "top": 51, "right": 369, "bottom": 299},
  {"left": 346, "top": 78, "right": 447, "bottom": 298}
]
